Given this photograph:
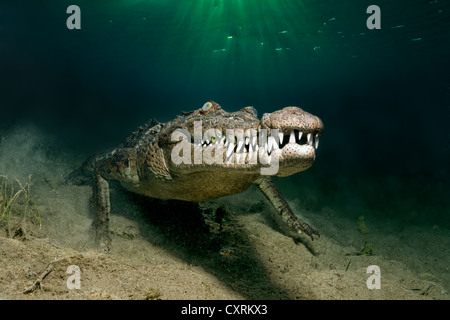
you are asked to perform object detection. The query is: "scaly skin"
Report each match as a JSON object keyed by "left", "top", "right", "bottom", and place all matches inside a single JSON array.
[{"left": 73, "top": 101, "right": 323, "bottom": 245}]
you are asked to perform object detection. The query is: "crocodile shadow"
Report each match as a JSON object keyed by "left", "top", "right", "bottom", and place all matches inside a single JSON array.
[{"left": 113, "top": 185, "right": 310, "bottom": 299}]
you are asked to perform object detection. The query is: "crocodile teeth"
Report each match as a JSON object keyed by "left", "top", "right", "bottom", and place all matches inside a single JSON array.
[
  {"left": 278, "top": 132, "right": 284, "bottom": 145},
  {"left": 268, "top": 136, "right": 274, "bottom": 152},
  {"left": 273, "top": 140, "right": 279, "bottom": 150},
  {"left": 289, "top": 130, "right": 296, "bottom": 144},
  {"left": 245, "top": 137, "right": 249, "bottom": 145},
  {"left": 298, "top": 131, "right": 303, "bottom": 140},
  {"left": 237, "top": 140, "right": 244, "bottom": 153},
  {"left": 315, "top": 134, "right": 320, "bottom": 149},
  {"left": 252, "top": 135, "right": 257, "bottom": 146},
  {"left": 307, "top": 133, "right": 313, "bottom": 145},
  {"left": 270, "top": 135, "right": 279, "bottom": 150},
  {"left": 226, "top": 143, "right": 234, "bottom": 158}
]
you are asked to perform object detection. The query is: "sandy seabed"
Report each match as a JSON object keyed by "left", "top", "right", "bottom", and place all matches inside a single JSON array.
[{"left": 0, "top": 126, "right": 448, "bottom": 300}]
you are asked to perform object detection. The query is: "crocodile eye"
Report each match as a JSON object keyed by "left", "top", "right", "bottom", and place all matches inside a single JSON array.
[{"left": 202, "top": 102, "right": 212, "bottom": 111}]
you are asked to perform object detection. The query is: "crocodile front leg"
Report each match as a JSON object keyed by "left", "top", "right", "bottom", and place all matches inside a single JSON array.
[
  {"left": 255, "top": 177, "right": 320, "bottom": 240},
  {"left": 92, "top": 171, "right": 112, "bottom": 248}
]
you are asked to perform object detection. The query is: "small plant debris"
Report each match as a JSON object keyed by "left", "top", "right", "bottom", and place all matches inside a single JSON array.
[
  {"left": 0, "top": 175, "right": 41, "bottom": 238},
  {"left": 357, "top": 216, "right": 374, "bottom": 256}
]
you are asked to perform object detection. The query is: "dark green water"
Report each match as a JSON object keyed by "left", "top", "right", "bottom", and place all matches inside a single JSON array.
[
  {"left": 0, "top": 1, "right": 449, "bottom": 223},
  {"left": 0, "top": 0, "right": 449, "bottom": 302}
]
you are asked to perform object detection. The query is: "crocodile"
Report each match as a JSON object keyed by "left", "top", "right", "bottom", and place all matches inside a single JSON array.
[{"left": 71, "top": 101, "right": 323, "bottom": 246}]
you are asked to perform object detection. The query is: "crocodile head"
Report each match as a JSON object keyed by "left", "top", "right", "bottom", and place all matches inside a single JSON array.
[{"left": 158, "top": 101, "right": 323, "bottom": 179}]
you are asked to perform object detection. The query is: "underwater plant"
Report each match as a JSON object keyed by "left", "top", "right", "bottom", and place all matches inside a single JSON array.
[
  {"left": 0, "top": 175, "right": 41, "bottom": 237},
  {"left": 357, "top": 216, "right": 374, "bottom": 256}
]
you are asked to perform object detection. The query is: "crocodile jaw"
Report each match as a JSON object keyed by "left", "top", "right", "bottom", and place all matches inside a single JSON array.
[{"left": 261, "top": 106, "right": 323, "bottom": 177}]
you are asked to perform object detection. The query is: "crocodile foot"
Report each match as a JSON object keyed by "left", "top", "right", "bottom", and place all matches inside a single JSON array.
[{"left": 256, "top": 177, "right": 320, "bottom": 240}]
